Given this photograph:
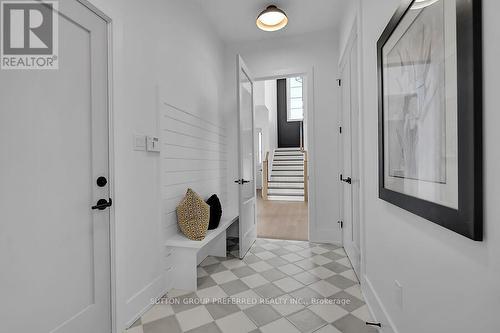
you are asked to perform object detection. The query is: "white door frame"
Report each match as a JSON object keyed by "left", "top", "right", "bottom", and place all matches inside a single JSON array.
[
  {"left": 253, "top": 66, "right": 315, "bottom": 241},
  {"left": 76, "top": 1, "right": 116, "bottom": 332}
]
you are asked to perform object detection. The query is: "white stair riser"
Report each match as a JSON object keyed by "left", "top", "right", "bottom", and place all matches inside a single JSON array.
[
  {"left": 268, "top": 188, "right": 304, "bottom": 195},
  {"left": 272, "top": 166, "right": 304, "bottom": 171},
  {"left": 273, "top": 156, "right": 303, "bottom": 161},
  {"left": 270, "top": 176, "right": 304, "bottom": 182},
  {"left": 268, "top": 195, "right": 305, "bottom": 202},
  {"left": 273, "top": 160, "right": 304, "bottom": 166},
  {"left": 274, "top": 152, "right": 304, "bottom": 156},
  {"left": 268, "top": 182, "right": 304, "bottom": 189},
  {"left": 267, "top": 148, "right": 306, "bottom": 202},
  {"left": 271, "top": 170, "right": 303, "bottom": 176}
]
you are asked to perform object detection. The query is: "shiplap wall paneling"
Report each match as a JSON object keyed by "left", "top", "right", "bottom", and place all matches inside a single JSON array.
[{"left": 159, "top": 102, "right": 228, "bottom": 240}]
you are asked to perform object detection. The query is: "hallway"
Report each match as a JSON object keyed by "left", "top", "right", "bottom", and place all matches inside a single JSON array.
[
  {"left": 2, "top": 1, "right": 499, "bottom": 332},
  {"left": 257, "top": 190, "right": 308, "bottom": 241},
  {"left": 126, "top": 239, "right": 375, "bottom": 333}
]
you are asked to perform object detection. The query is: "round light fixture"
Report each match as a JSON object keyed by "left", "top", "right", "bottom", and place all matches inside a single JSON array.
[{"left": 256, "top": 5, "right": 288, "bottom": 32}]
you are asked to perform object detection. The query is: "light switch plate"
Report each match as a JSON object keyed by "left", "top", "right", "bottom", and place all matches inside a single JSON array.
[
  {"left": 133, "top": 134, "right": 146, "bottom": 151},
  {"left": 146, "top": 136, "right": 160, "bottom": 152}
]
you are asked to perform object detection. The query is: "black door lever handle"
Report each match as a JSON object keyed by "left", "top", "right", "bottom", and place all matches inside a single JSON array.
[{"left": 92, "top": 198, "right": 112, "bottom": 210}]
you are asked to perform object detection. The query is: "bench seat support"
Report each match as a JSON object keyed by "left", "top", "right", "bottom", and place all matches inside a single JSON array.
[{"left": 165, "top": 216, "right": 238, "bottom": 291}]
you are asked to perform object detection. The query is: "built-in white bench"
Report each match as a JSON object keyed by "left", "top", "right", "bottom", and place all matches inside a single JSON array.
[{"left": 165, "top": 215, "right": 239, "bottom": 291}]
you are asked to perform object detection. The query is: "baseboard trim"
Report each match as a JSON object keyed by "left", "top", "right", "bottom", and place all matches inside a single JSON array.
[
  {"left": 124, "top": 273, "right": 168, "bottom": 330},
  {"left": 361, "top": 274, "right": 399, "bottom": 333}
]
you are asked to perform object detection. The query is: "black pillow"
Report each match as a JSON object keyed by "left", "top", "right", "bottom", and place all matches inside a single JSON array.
[{"left": 206, "top": 194, "right": 222, "bottom": 230}]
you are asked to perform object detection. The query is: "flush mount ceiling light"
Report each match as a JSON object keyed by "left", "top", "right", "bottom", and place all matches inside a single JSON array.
[
  {"left": 411, "top": 0, "right": 440, "bottom": 9},
  {"left": 256, "top": 5, "right": 288, "bottom": 31}
]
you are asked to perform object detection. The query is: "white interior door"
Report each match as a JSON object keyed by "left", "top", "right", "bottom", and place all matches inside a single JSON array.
[
  {"left": 236, "top": 55, "right": 257, "bottom": 258},
  {"left": 340, "top": 31, "right": 361, "bottom": 277},
  {"left": 0, "top": 1, "right": 111, "bottom": 332}
]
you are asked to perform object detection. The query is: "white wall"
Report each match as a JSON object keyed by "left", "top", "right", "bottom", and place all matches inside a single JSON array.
[
  {"left": 159, "top": 101, "right": 228, "bottom": 250},
  {"left": 223, "top": 30, "right": 342, "bottom": 243},
  {"left": 255, "top": 80, "right": 278, "bottom": 190},
  {"left": 338, "top": 1, "right": 360, "bottom": 64},
  {"left": 84, "top": 0, "right": 225, "bottom": 331},
  {"left": 255, "top": 105, "right": 269, "bottom": 189},
  {"left": 255, "top": 80, "right": 278, "bottom": 160},
  {"left": 255, "top": 106, "right": 270, "bottom": 158},
  {"left": 254, "top": 81, "right": 267, "bottom": 189},
  {"left": 343, "top": 1, "right": 500, "bottom": 332},
  {"left": 254, "top": 80, "right": 266, "bottom": 106},
  {"left": 265, "top": 80, "right": 278, "bottom": 154}
]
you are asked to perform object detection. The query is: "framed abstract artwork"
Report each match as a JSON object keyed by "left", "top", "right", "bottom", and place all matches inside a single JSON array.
[{"left": 377, "top": 0, "right": 483, "bottom": 240}]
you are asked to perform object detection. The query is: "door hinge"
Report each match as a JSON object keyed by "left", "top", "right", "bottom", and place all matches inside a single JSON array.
[
  {"left": 341, "top": 175, "right": 352, "bottom": 184},
  {"left": 337, "top": 79, "right": 342, "bottom": 87},
  {"left": 338, "top": 220, "right": 344, "bottom": 229},
  {"left": 339, "top": 126, "right": 342, "bottom": 134}
]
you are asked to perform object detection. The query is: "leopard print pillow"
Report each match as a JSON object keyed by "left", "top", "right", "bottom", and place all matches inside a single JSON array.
[{"left": 176, "top": 188, "right": 210, "bottom": 241}]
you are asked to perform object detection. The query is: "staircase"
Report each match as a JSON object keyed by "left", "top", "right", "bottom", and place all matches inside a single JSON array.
[{"left": 266, "top": 148, "right": 306, "bottom": 202}]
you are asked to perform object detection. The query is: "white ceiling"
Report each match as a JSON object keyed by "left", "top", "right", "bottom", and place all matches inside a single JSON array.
[{"left": 196, "top": 0, "right": 350, "bottom": 43}]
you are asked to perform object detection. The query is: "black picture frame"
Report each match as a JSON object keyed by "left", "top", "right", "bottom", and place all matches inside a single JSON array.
[{"left": 377, "top": 0, "right": 483, "bottom": 240}]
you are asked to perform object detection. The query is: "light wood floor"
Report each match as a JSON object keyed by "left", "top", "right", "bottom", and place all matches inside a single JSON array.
[{"left": 256, "top": 190, "right": 308, "bottom": 241}]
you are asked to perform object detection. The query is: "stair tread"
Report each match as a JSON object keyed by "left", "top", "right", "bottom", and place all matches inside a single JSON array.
[
  {"left": 268, "top": 177, "right": 304, "bottom": 185},
  {"left": 269, "top": 185, "right": 303, "bottom": 187},
  {"left": 268, "top": 193, "right": 304, "bottom": 196},
  {"left": 268, "top": 196, "right": 305, "bottom": 202},
  {"left": 271, "top": 176, "right": 303, "bottom": 178},
  {"left": 269, "top": 193, "right": 304, "bottom": 196},
  {"left": 272, "top": 168, "right": 304, "bottom": 170},
  {"left": 268, "top": 189, "right": 304, "bottom": 191},
  {"left": 268, "top": 148, "right": 306, "bottom": 202},
  {"left": 268, "top": 180, "right": 304, "bottom": 184},
  {"left": 268, "top": 186, "right": 304, "bottom": 188}
]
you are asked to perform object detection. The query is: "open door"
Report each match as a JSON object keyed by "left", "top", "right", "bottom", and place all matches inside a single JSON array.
[{"left": 236, "top": 55, "right": 257, "bottom": 259}]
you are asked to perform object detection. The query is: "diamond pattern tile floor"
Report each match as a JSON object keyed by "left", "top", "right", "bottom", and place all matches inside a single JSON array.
[{"left": 125, "top": 238, "right": 376, "bottom": 333}]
